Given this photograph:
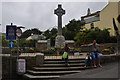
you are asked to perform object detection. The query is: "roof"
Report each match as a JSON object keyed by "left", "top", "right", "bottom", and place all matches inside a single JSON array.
[
  {"left": 26, "top": 34, "right": 46, "bottom": 40},
  {"left": 81, "top": 11, "right": 100, "bottom": 18}
]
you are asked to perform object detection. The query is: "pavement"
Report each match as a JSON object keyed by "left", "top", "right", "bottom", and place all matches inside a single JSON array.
[{"left": 59, "top": 62, "right": 119, "bottom": 79}]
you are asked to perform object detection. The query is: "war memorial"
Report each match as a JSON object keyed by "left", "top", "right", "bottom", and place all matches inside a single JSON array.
[{"left": 1, "top": 2, "right": 120, "bottom": 80}]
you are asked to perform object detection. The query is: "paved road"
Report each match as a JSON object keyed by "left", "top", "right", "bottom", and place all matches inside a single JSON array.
[{"left": 59, "top": 62, "right": 119, "bottom": 80}]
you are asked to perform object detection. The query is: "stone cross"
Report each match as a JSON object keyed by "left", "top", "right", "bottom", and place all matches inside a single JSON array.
[
  {"left": 54, "top": 4, "right": 66, "bottom": 48},
  {"left": 54, "top": 4, "right": 65, "bottom": 35}
]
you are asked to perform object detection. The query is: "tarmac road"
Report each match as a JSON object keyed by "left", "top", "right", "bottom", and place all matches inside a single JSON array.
[{"left": 59, "top": 62, "right": 119, "bottom": 80}]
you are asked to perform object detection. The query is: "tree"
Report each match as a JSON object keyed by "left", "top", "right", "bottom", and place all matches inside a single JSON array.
[
  {"left": 21, "top": 28, "right": 42, "bottom": 38},
  {"left": 74, "top": 28, "right": 117, "bottom": 46},
  {"left": 63, "top": 19, "right": 85, "bottom": 40},
  {"left": 44, "top": 28, "right": 57, "bottom": 46},
  {"left": 50, "top": 28, "right": 57, "bottom": 46},
  {"left": 43, "top": 29, "right": 50, "bottom": 39},
  {"left": 2, "top": 35, "right": 8, "bottom": 47},
  {"left": 74, "top": 29, "right": 92, "bottom": 46}
]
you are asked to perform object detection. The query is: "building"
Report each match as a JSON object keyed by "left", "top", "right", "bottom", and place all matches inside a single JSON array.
[
  {"left": 81, "top": 2, "right": 120, "bottom": 36},
  {"left": 26, "top": 33, "right": 46, "bottom": 40}
]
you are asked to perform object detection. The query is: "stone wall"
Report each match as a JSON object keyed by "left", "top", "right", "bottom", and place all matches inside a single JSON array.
[
  {"left": 2, "top": 47, "right": 11, "bottom": 54},
  {"left": 67, "top": 43, "right": 75, "bottom": 48},
  {"left": 36, "top": 43, "right": 47, "bottom": 51},
  {"left": 2, "top": 53, "right": 44, "bottom": 79},
  {"left": 100, "top": 54, "right": 120, "bottom": 64}
]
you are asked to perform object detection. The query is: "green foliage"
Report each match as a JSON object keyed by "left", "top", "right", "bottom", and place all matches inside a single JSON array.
[
  {"left": 21, "top": 28, "right": 42, "bottom": 38},
  {"left": 43, "top": 28, "right": 57, "bottom": 46},
  {"left": 44, "top": 29, "right": 51, "bottom": 39},
  {"left": 74, "top": 28, "right": 117, "bottom": 46},
  {"left": 63, "top": 19, "right": 85, "bottom": 40},
  {"left": 2, "top": 35, "right": 8, "bottom": 47}
]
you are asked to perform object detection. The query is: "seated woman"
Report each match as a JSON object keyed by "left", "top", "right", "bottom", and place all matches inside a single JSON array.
[{"left": 91, "top": 47, "right": 102, "bottom": 67}]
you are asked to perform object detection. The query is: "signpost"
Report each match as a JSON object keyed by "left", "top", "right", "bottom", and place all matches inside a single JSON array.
[
  {"left": 16, "top": 28, "right": 22, "bottom": 59},
  {"left": 6, "top": 23, "right": 16, "bottom": 79},
  {"left": 16, "top": 27, "right": 25, "bottom": 75},
  {"left": 6, "top": 23, "right": 25, "bottom": 76}
]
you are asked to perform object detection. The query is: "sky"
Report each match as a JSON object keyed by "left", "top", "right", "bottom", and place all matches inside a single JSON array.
[{"left": 1, "top": 1, "right": 109, "bottom": 33}]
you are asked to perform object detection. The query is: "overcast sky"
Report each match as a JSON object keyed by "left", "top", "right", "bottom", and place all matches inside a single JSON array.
[{"left": 1, "top": 1, "right": 108, "bottom": 33}]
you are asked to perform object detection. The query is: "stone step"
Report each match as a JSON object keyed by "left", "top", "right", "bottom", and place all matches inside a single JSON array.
[
  {"left": 44, "top": 58, "right": 85, "bottom": 61},
  {"left": 44, "top": 60, "right": 85, "bottom": 64},
  {"left": 27, "top": 70, "right": 81, "bottom": 76},
  {"left": 32, "top": 66, "right": 90, "bottom": 71},
  {"left": 24, "top": 74, "right": 60, "bottom": 79},
  {"left": 38, "top": 63, "right": 85, "bottom": 67}
]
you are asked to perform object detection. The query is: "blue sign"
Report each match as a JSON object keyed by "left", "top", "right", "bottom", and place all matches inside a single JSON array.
[
  {"left": 6, "top": 25, "right": 16, "bottom": 40},
  {"left": 9, "top": 41, "right": 14, "bottom": 48}
]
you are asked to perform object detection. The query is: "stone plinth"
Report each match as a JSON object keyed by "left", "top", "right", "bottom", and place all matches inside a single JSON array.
[{"left": 55, "top": 35, "right": 65, "bottom": 48}]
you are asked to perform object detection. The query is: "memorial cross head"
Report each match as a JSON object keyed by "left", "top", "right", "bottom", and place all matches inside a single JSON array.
[{"left": 54, "top": 4, "right": 65, "bottom": 16}]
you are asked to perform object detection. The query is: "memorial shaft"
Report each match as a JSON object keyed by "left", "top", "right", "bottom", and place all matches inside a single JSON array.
[
  {"left": 54, "top": 4, "right": 65, "bottom": 48},
  {"left": 54, "top": 4, "right": 65, "bottom": 35},
  {"left": 58, "top": 15, "right": 62, "bottom": 35}
]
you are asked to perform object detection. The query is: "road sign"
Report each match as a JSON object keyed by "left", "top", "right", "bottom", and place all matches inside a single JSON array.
[
  {"left": 9, "top": 41, "right": 14, "bottom": 48},
  {"left": 6, "top": 25, "right": 16, "bottom": 40},
  {"left": 16, "top": 28, "right": 22, "bottom": 38}
]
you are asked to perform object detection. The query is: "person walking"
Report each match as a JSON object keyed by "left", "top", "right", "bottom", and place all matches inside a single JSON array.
[{"left": 62, "top": 44, "right": 70, "bottom": 66}]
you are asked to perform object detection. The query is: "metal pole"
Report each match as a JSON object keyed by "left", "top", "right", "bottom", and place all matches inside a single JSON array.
[
  {"left": 10, "top": 45, "right": 12, "bottom": 79},
  {"left": 9, "top": 40, "right": 13, "bottom": 79},
  {"left": 17, "top": 38, "right": 19, "bottom": 59},
  {"left": 16, "top": 37, "right": 19, "bottom": 75}
]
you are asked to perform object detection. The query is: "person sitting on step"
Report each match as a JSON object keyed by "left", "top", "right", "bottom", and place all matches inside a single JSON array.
[
  {"left": 91, "top": 47, "right": 102, "bottom": 67},
  {"left": 91, "top": 40, "right": 102, "bottom": 67},
  {"left": 84, "top": 53, "right": 92, "bottom": 67}
]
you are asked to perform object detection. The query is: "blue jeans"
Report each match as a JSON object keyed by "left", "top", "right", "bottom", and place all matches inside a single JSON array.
[{"left": 91, "top": 52, "right": 100, "bottom": 60}]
